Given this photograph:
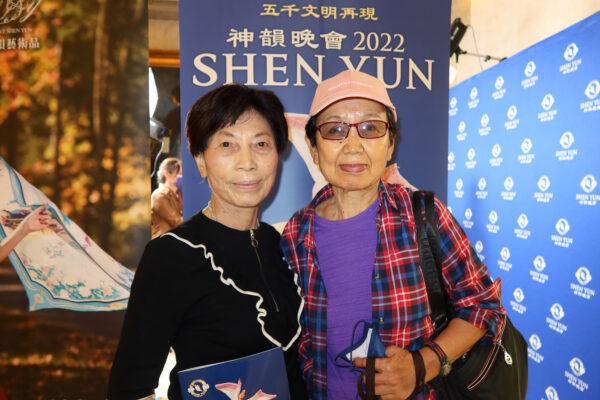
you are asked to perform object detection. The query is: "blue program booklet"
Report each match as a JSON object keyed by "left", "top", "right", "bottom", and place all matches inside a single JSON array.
[{"left": 178, "top": 347, "right": 290, "bottom": 400}]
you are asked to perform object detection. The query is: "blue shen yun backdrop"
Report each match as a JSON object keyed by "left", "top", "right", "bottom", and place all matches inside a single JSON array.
[{"left": 448, "top": 12, "right": 600, "bottom": 400}]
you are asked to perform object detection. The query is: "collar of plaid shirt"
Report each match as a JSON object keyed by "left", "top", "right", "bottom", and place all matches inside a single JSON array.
[
  {"left": 281, "top": 181, "right": 503, "bottom": 400},
  {"left": 293, "top": 181, "right": 397, "bottom": 250}
]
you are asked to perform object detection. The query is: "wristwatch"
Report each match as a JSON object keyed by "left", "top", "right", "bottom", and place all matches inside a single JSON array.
[{"left": 425, "top": 341, "right": 452, "bottom": 377}]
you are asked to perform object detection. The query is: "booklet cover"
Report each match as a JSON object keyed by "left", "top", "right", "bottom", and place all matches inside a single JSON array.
[{"left": 178, "top": 347, "right": 290, "bottom": 400}]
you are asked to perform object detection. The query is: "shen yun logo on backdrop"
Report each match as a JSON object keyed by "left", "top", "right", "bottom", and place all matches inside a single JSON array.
[
  {"left": 560, "top": 42, "right": 582, "bottom": 74},
  {"left": 538, "top": 176, "right": 551, "bottom": 191},
  {"left": 504, "top": 105, "right": 519, "bottom": 130},
  {"left": 449, "top": 96, "right": 458, "bottom": 116},
  {"left": 581, "top": 79, "right": 600, "bottom": 112},
  {"left": 521, "top": 60, "right": 538, "bottom": 88},
  {"left": 492, "top": 143, "right": 502, "bottom": 157},
  {"left": 556, "top": 131, "right": 578, "bottom": 161},
  {"left": 518, "top": 138, "right": 535, "bottom": 164},
  {"left": 501, "top": 176, "right": 516, "bottom": 201},
  {"left": 514, "top": 213, "right": 531, "bottom": 239},
  {"left": 529, "top": 334, "right": 541, "bottom": 351},
  {"left": 489, "top": 144, "right": 503, "bottom": 167},
  {"left": 486, "top": 210, "right": 499, "bottom": 233},
  {"left": 468, "top": 86, "right": 479, "bottom": 108},
  {"left": 551, "top": 303, "right": 565, "bottom": 320},
  {"left": 552, "top": 218, "right": 573, "bottom": 248},
  {"left": 571, "top": 266, "right": 595, "bottom": 300},
  {"left": 454, "top": 178, "right": 464, "bottom": 198},
  {"left": 475, "top": 240, "right": 485, "bottom": 260},
  {"left": 534, "top": 175, "right": 554, "bottom": 203},
  {"left": 498, "top": 246, "right": 512, "bottom": 271},
  {"left": 462, "top": 208, "right": 473, "bottom": 229},
  {"left": 475, "top": 240, "right": 483, "bottom": 253},
  {"left": 476, "top": 177, "right": 488, "bottom": 199},
  {"left": 465, "top": 148, "right": 476, "bottom": 169},
  {"left": 576, "top": 266, "right": 592, "bottom": 286},
  {"left": 580, "top": 174, "right": 597, "bottom": 193},
  {"left": 492, "top": 75, "right": 506, "bottom": 99},
  {"left": 447, "top": 151, "right": 455, "bottom": 171},
  {"left": 528, "top": 334, "right": 544, "bottom": 364},
  {"left": 456, "top": 120, "right": 467, "bottom": 141},
  {"left": 563, "top": 42, "right": 578, "bottom": 61},
  {"left": 545, "top": 386, "right": 559, "bottom": 400},
  {"left": 565, "top": 357, "right": 589, "bottom": 393},
  {"left": 494, "top": 75, "right": 504, "bottom": 89},
  {"left": 533, "top": 255, "right": 546, "bottom": 272},
  {"left": 530, "top": 255, "right": 549, "bottom": 284},
  {"left": 510, "top": 287, "right": 526, "bottom": 314},
  {"left": 479, "top": 113, "right": 491, "bottom": 136},
  {"left": 576, "top": 174, "right": 599, "bottom": 206},
  {"left": 538, "top": 94, "right": 557, "bottom": 122},
  {"left": 546, "top": 303, "right": 567, "bottom": 334}
]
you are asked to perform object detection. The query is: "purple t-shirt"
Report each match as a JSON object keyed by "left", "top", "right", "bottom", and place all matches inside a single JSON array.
[{"left": 314, "top": 199, "right": 378, "bottom": 399}]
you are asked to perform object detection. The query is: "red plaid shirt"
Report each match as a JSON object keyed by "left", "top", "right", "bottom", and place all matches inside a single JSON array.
[{"left": 281, "top": 182, "right": 505, "bottom": 399}]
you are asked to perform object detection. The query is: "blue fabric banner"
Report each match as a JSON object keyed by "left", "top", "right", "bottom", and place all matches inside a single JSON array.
[
  {"left": 448, "top": 13, "right": 600, "bottom": 400},
  {"left": 179, "top": 0, "right": 450, "bottom": 226}
]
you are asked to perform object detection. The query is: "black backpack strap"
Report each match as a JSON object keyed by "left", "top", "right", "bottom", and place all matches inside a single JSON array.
[
  {"left": 411, "top": 191, "right": 449, "bottom": 333},
  {"left": 357, "top": 358, "right": 376, "bottom": 400}
]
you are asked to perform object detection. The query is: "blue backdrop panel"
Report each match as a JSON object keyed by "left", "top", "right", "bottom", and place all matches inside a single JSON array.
[
  {"left": 179, "top": 0, "right": 450, "bottom": 224},
  {"left": 448, "top": 13, "right": 600, "bottom": 400}
]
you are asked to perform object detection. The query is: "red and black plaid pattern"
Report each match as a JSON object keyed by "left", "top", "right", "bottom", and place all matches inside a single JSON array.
[{"left": 281, "top": 182, "right": 505, "bottom": 399}]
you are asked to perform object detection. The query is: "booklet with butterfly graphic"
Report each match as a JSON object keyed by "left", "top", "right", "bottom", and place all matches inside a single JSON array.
[{"left": 178, "top": 347, "right": 290, "bottom": 400}]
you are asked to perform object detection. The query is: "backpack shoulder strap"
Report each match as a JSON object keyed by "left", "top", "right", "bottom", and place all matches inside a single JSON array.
[{"left": 411, "top": 190, "right": 449, "bottom": 333}]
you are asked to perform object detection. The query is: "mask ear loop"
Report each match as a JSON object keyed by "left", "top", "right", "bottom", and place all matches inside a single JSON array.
[
  {"left": 333, "top": 319, "right": 368, "bottom": 370},
  {"left": 350, "top": 319, "right": 366, "bottom": 372}
]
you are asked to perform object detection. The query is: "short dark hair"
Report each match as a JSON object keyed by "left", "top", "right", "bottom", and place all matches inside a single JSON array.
[
  {"left": 186, "top": 84, "right": 288, "bottom": 156},
  {"left": 305, "top": 107, "right": 399, "bottom": 147}
]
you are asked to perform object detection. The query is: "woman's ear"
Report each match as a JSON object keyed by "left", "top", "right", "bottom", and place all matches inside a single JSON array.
[{"left": 195, "top": 154, "right": 207, "bottom": 178}]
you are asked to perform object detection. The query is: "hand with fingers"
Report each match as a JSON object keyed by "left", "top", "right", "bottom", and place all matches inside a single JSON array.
[
  {"left": 19, "top": 205, "right": 51, "bottom": 235},
  {"left": 1, "top": 205, "right": 52, "bottom": 262},
  {"left": 354, "top": 346, "right": 419, "bottom": 400}
]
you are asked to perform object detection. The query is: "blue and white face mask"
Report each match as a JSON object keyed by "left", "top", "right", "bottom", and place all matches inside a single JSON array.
[{"left": 335, "top": 320, "right": 387, "bottom": 368}]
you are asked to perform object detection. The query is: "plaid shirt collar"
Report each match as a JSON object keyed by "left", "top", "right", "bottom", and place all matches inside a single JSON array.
[{"left": 293, "top": 180, "right": 398, "bottom": 250}]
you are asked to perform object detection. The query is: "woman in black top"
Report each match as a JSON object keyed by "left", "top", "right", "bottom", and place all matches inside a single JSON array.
[{"left": 108, "top": 84, "right": 305, "bottom": 399}]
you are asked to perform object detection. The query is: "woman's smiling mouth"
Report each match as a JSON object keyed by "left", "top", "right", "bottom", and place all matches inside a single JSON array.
[{"left": 339, "top": 164, "right": 368, "bottom": 173}]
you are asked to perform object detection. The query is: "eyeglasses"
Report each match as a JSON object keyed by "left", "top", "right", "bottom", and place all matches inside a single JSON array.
[{"left": 316, "top": 120, "right": 389, "bottom": 140}]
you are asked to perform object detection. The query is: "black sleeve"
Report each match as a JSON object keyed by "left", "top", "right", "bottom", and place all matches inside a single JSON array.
[
  {"left": 107, "top": 238, "right": 190, "bottom": 399},
  {"left": 285, "top": 340, "right": 308, "bottom": 400}
]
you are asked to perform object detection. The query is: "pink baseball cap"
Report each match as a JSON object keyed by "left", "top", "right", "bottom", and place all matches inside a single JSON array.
[{"left": 309, "top": 69, "right": 396, "bottom": 119}]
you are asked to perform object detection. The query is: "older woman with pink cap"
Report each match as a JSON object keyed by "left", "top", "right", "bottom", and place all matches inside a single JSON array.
[{"left": 281, "top": 70, "right": 504, "bottom": 399}]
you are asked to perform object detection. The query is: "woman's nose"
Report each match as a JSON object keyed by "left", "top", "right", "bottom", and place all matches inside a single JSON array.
[
  {"left": 342, "top": 127, "right": 364, "bottom": 153},
  {"left": 236, "top": 146, "right": 257, "bottom": 170}
]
